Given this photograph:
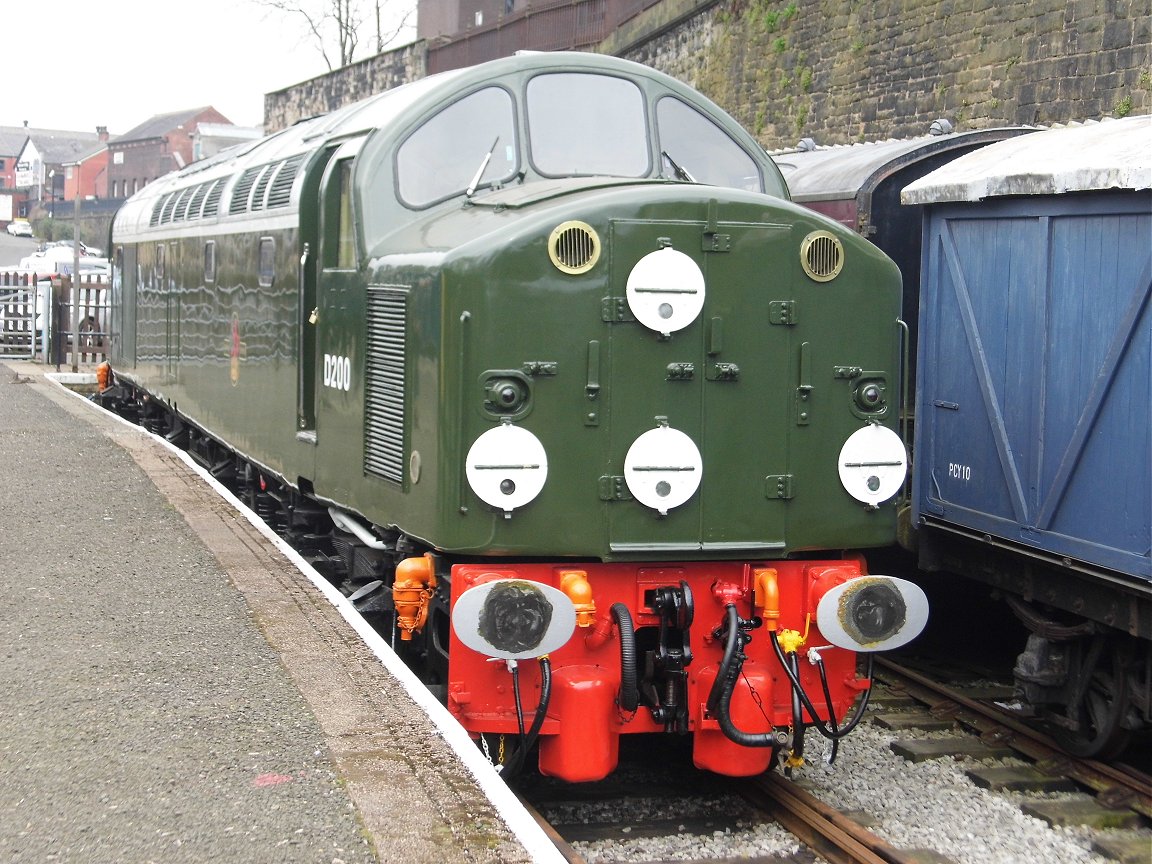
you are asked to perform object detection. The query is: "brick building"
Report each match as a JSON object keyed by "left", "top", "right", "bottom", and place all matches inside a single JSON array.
[
  {"left": 0, "top": 124, "right": 106, "bottom": 219},
  {"left": 106, "top": 107, "right": 231, "bottom": 200},
  {"left": 62, "top": 137, "right": 111, "bottom": 202}
]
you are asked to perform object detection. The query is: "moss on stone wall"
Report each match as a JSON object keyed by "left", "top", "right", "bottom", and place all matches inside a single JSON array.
[
  {"left": 266, "top": 0, "right": 1150, "bottom": 148},
  {"left": 627, "top": 0, "right": 1151, "bottom": 147}
]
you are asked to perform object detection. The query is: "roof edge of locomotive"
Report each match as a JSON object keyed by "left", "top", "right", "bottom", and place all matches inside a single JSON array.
[{"left": 112, "top": 52, "right": 792, "bottom": 248}]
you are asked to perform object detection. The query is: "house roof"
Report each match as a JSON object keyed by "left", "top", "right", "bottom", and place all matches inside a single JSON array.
[
  {"left": 111, "top": 108, "right": 225, "bottom": 144},
  {"left": 64, "top": 140, "right": 111, "bottom": 166},
  {"left": 0, "top": 125, "right": 99, "bottom": 160}
]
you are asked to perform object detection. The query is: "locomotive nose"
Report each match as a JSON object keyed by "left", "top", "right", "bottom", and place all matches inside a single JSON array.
[{"left": 815, "top": 575, "right": 929, "bottom": 652}]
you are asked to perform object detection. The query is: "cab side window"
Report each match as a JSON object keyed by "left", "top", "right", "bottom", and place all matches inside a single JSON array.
[
  {"left": 204, "top": 241, "right": 216, "bottom": 283},
  {"left": 258, "top": 237, "right": 275, "bottom": 287},
  {"left": 323, "top": 159, "right": 358, "bottom": 269},
  {"left": 396, "top": 87, "right": 517, "bottom": 208},
  {"left": 655, "top": 97, "right": 763, "bottom": 193}
]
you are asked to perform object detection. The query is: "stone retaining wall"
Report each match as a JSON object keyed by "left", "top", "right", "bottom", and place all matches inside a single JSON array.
[{"left": 264, "top": 0, "right": 1151, "bottom": 148}]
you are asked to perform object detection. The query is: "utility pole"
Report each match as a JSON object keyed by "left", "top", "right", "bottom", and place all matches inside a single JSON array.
[{"left": 71, "top": 193, "right": 80, "bottom": 373}]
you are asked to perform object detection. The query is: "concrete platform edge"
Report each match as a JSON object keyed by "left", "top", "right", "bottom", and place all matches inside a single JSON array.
[{"left": 34, "top": 366, "right": 566, "bottom": 864}]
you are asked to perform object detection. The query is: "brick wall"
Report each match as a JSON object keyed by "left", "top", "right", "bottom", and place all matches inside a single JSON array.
[{"left": 264, "top": 0, "right": 1150, "bottom": 147}]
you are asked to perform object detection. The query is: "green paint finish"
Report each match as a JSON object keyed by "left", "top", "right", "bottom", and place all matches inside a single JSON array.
[{"left": 110, "top": 52, "right": 902, "bottom": 563}]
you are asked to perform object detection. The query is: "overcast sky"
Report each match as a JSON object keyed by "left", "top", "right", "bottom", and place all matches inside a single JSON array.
[{"left": 6, "top": 0, "right": 417, "bottom": 135}]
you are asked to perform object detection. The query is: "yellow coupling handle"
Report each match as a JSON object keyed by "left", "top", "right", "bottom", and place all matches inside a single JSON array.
[{"left": 777, "top": 613, "right": 811, "bottom": 655}]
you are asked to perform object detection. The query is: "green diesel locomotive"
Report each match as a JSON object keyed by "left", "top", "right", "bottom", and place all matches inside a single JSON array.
[{"left": 104, "top": 52, "right": 926, "bottom": 782}]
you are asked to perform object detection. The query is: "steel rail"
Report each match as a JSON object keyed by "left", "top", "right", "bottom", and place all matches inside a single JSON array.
[
  {"left": 515, "top": 792, "right": 588, "bottom": 864},
  {"left": 737, "top": 773, "right": 921, "bottom": 864},
  {"left": 875, "top": 656, "right": 1152, "bottom": 820}
]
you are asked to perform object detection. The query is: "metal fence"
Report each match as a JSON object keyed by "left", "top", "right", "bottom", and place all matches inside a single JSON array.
[
  {"left": 0, "top": 272, "right": 40, "bottom": 360},
  {"left": 0, "top": 271, "right": 110, "bottom": 364}
]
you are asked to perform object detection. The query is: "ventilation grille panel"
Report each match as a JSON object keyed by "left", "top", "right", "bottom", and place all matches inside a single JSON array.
[
  {"left": 250, "top": 164, "right": 275, "bottom": 212},
  {"left": 364, "top": 286, "right": 409, "bottom": 485},
  {"left": 149, "top": 196, "right": 167, "bottom": 227},
  {"left": 186, "top": 182, "right": 210, "bottom": 219},
  {"left": 202, "top": 178, "right": 225, "bottom": 216},
  {"left": 230, "top": 167, "right": 262, "bottom": 214},
  {"left": 267, "top": 154, "right": 305, "bottom": 209},
  {"left": 159, "top": 191, "right": 180, "bottom": 224},
  {"left": 173, "top": 186, "right": 196, "bottom": 222}
]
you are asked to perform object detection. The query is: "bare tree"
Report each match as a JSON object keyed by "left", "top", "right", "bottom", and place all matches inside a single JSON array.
[{"left": 253, "top": 0, "right": 414, "bottom": 71}]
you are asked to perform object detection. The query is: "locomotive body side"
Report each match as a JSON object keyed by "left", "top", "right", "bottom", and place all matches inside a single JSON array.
[{"left": 105, "top": 52, "right": 926, "bottom": 781}]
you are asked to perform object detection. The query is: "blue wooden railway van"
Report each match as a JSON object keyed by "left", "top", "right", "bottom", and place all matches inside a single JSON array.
[{"left": 904, "top": 116, "right": 1151, "bottom": 580}]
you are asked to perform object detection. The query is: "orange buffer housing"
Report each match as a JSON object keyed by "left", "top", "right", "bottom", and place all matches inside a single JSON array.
[{"left": 446, "top": 558, "right": 867, "bottom": 782}]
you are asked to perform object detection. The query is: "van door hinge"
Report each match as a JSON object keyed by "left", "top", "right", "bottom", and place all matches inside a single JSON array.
[
  {"left": 765, "top": 475, "right": 794, "bottom": 499},
  {"left": 707, "top": 362, "right": 741, "bottom": 382},
  {"left": 521, "top": 361, "right": 558, "bottom": 377},
  {"left": 796, "top": 341, "right": 812, "bottom": 426}
]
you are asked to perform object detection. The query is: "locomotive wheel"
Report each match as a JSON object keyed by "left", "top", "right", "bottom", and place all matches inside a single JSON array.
[{"left": 1051, "top": 641, "right": 1131, "bottom": 760}]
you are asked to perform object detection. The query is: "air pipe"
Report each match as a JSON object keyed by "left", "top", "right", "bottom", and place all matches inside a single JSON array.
[
  {"left": 328, "top": 507, "right": 389, "bottom": 550},
  {"left": 611, "top": 603, "right": 639, "bottom": 713}
]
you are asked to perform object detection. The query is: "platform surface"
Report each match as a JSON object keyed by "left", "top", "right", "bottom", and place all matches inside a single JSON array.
[{"left": 0, "top": 361, "right": 546, "bottom": 864}]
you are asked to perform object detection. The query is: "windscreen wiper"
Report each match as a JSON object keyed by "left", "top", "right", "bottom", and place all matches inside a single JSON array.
[
  {"left": 466, "top": 138, "right": 500, "bottom": 198},
  {"left": 661, "top": 150, "right": 696, "bottom": 183}
]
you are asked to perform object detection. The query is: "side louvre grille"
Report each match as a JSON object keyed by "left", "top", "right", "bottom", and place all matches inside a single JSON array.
[
  {"left": 172, "top": 186, "right": 195, "bottom": 222},
  {"left": 186, "top": 182, "right": 210, "bottom": 219},
  {"left": 364, "top": 286, "right": 409, "bottom": 484},
  {"left": 149, "top": 196, "right": 167, "bottom": 227},
  {"left": 267, "top": 154, "right": 304, "bottom": 209},
  {"left": 202, "top": 178, "right": 225, "bottom": 216},
  {"left": 150, "top": 178, "right": 226, "bottom": 227},
  {"left": 159, "top": 191, "right": 180, "bottom": 224},
  {"left": 250, "top": 164, "right": 275, "bottom": 211},
  {"left": 229, "top": 167, "right": 262, "bottom": 213}
]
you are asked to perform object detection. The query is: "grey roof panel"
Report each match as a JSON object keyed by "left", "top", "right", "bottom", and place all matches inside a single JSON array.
[
  {"left": 772, "top": 128, "right": 1035, "bottom": 202},
  {"left": 0, "top": 125, "right": 99, "bottom": 161},
  {"left": 902, "top": 115, "right": 1152, "bottom": 203}
]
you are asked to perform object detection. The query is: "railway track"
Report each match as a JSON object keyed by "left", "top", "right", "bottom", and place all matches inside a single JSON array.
[
  {"left": 873, "top": 657, "right": 1152, "bottom": 822},
  {"left": 870, "top": 657, "right": 1151, "bottom": 864},
  {"left": 77, "top": 380, "right": 1149, "bottom": 864},
  {"left": 516, "top": 658, "right": 1151, "bottom": 864}
]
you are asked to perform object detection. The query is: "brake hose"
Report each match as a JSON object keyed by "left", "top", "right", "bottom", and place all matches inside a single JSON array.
[
  {"left": 500, "top": 656, "right": 553, "bottom": 777},
  {"left": 773, "top": 630, "right": 875, "bottom": 741},
  {"left": 611, "top": 603, "right": 639, "bottom": 712},
  {"left": 708, "top": 604, "right": 875, "bottom": 749}
]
